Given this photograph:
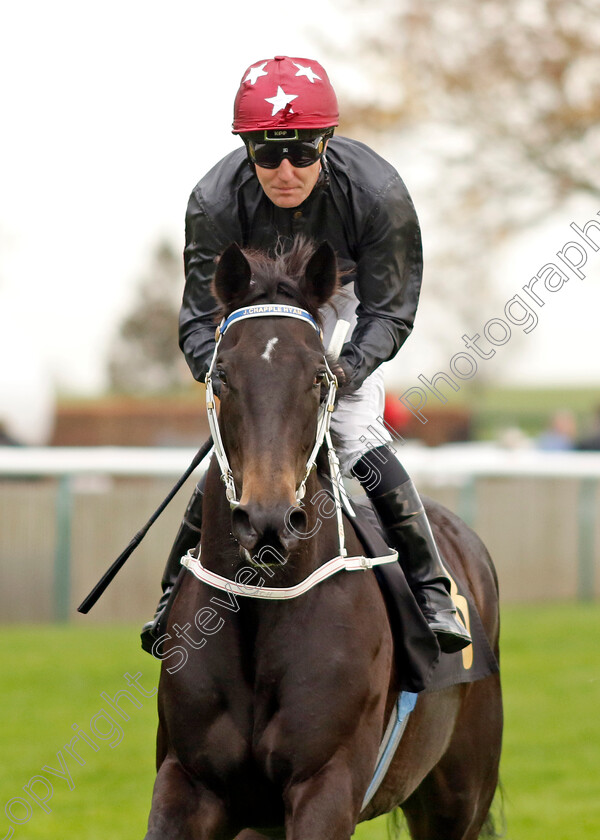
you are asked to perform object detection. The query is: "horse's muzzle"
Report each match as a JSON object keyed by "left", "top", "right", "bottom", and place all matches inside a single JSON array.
[{"left": 231, "top": 502, "right": 308, "bottom": 554}]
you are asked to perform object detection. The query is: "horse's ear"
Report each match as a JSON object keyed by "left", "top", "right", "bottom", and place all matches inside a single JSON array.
[
  {"left": 301, "top": 242, "right": 338, "bottom": 306},
  {"left": 213, "top": 243, "right": 252, "bottom": 305}
]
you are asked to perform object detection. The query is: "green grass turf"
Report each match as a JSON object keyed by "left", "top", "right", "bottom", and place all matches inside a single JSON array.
[
  {"left": 0, "top": 626, "right": 160, "bottom": 839},
  {"left": 0, "top": 603, "right": 599, "bottom": 839}
]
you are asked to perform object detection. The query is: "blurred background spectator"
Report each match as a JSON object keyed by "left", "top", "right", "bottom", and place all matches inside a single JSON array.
[{"left": 537, "top": 410, "right": 577, "bottom": 451}]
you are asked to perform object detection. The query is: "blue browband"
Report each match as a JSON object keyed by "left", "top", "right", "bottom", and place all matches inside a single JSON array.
[{"left": 217, "top": 304, "right": 322, "bottom": 339}]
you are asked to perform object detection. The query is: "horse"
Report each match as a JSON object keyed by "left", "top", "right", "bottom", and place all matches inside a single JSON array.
[{"left": 144, "top": 238, "right": 502, "bottom": 840}]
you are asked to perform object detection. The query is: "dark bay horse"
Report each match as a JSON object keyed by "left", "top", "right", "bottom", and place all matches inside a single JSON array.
[{"left": 145, "top": 239, "right": 502, "bottom": 840}]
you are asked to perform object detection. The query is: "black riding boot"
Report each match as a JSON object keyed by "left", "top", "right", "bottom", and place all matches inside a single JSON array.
[
  {"left": 140, "top": 481, "right": 204, "bottom": 654},
  {"left": 352, "top": 447, "right": 471, "bottom": 654}
]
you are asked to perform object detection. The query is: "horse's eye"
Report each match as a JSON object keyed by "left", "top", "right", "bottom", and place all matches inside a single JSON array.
[
  {"left": 313, "top": 370, "right": 327, "bottom": 388},
  {"left": 215, "top": 368, "right": 228, "bottom": 386}
]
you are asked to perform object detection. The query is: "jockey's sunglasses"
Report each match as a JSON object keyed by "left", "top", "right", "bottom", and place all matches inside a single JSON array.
[{"left": 247, "top": 134, "right": 328, "bottom": 169}]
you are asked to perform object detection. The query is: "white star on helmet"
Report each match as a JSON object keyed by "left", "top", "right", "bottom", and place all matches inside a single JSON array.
[
  {"left": 264, "top": 86, "right": 298, "bottom": 116},
  {"left": 244, "top": 62, "right": 269, "bottom": 85},
  {"left": 292, "top": 62, "right": 321, "bottom": 83}
]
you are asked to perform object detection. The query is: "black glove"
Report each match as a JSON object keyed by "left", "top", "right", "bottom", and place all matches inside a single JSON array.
[{"left": 329, "top": 358, "right": 358, "bottom": 399}]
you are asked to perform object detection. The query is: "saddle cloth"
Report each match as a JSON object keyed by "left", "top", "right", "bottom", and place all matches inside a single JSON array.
[{"left": 348, "top": 496, "right": 499, "bottom": 694}]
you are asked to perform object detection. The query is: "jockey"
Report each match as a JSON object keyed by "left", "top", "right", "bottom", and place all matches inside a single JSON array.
[{"left": 141, "top": 55, "right": 471, "bottom": 655}]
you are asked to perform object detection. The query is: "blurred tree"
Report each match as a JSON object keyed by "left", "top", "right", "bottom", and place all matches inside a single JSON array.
[
  {"left": 339, "top": 0, "right": 599, "bottom": 198},
  {"left": 107, "top": 240, "right": 189, "bottom": 393},
  {"left": 325, "top": 0, "right": 599, "bottom": 354}
]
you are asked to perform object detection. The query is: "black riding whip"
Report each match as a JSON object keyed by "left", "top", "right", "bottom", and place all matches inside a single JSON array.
[{"left": 77, "top": 435, "right": 213, "bottom": 614}]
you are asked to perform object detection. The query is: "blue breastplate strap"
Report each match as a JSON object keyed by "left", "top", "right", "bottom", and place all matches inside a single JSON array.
[{"left": 361, "top": 691, "right": 419, "bottom": 810}]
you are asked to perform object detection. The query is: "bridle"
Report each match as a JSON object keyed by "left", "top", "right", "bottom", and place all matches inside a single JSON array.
[
  {"left": 186, "top": 301, "right": 398, "bottom": 600},
  {"left": 204, "top": 303, "right": 340, "bottom": 509}
]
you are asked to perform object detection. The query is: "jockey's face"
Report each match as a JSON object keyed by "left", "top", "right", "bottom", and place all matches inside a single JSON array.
[{"left": 255, "top": 156, "right": 322, "bottom": 208}]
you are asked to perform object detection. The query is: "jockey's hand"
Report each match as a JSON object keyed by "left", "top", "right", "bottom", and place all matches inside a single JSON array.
[{"left": 329, "top": 359, "right": 357, "bottom": 399}]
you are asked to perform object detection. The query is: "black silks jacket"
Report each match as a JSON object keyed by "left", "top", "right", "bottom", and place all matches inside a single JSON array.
[{"left": 180, "top": 135, "right": 423, "bottom": 390}]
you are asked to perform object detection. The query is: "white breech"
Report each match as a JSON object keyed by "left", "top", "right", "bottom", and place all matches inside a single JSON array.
[{"left": 321, "top": 282, "right": 393, "bottom": 476}]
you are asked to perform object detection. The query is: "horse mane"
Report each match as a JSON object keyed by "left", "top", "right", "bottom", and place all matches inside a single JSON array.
[{"left": 215, "top": 236, "right": 339, "bottom": 324}]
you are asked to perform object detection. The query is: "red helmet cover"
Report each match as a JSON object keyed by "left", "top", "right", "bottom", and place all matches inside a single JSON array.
[{"left": 233, "top": 56, "right": 339, "bottom": 134}]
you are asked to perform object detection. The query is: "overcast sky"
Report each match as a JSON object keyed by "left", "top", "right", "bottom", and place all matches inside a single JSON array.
[
  {"left": 1, "top": 0, "right": 599, "bottom": 442},
  {"left": 0, "top": 1, "right": 328, "bottom": 393}
]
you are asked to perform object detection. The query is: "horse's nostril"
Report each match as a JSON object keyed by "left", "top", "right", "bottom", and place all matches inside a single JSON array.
[
  {"left": 231, "top": 507, "right": 258, "bottom": 551},
  {"left": 286, "top": 507, "right": 307, "bottom": 539}
]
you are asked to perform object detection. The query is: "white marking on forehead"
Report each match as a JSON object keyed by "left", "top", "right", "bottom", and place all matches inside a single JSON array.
[{"left": 261, "top": 337, "right": 279, "bottom": 362}]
